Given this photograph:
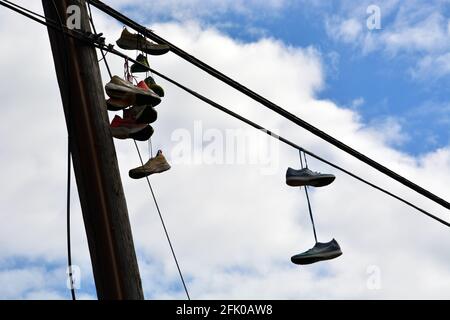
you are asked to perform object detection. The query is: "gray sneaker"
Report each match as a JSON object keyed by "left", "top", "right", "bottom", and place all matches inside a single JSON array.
[
  {"left": 116, "top": 28, "right": 170, "bottom": 56},
  {"left": 123, "top": 105, "right": 158, "bottom": 124},
  {"left": 105, "top": 76, "right": 161, "bottom": 107},
  {"left": 286, "top": 167, "right": 335, "bottom": 187},
  {"left": 291, "top": 239, "right": 342, "bottom": 265}
]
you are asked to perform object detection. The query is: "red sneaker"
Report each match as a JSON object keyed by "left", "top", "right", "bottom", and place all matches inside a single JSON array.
[
  {"left": 137, "top": 80, "right": 150, "bottom": 91},
  {"left": 136, "top": 81, "right": 161, "bottom": 107},
  {"left": 110, "top": 115, "right": 154, "bottom": 141}
]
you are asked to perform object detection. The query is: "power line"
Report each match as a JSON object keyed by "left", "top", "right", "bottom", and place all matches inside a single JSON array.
[
  {"left": 0, "top": 1, "right": 67, "bottom": 34},
  {"left": 0, "top": 0, "right": 448, "bottom": 229},
  {"left": 86, "top": 1, "right": 112, "bottom": 79},
  {"left": 3, "top": 0, "right": 46, "bottom": 20},
  {"left": 88, "top": 31, "right": 450, "bottom": 226},
  {"left": 86, "top": 0, "right": 450, "bottom": 211},
  {"left": 147, "top": 68, "right": 450, "bottom": 228}
]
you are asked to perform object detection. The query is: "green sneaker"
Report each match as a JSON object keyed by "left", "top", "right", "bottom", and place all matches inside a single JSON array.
[
  {"left": 131, "top": 54, "right": 151, "bottom": 73},
  {"left": 144, "top": 76, "right": 165, "bottom": 97},
  {"left": 149, "top": 84, "right": 164, "bottom": 97},
  {"left": 144, "top": 76, "right": 156, "bottom": 85}
]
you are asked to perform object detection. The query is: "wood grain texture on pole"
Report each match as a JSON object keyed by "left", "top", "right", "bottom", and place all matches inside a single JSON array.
[{"left": 42, "top": 0, "right": 144, "bottom": 300}]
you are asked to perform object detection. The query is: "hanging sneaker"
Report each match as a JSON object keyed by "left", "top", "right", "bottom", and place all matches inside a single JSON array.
[
  {"left": 144, "top": 75, "right": 156, "bottom": 85},
  {"left": 110, "top": 115, "right": 154, "bottom": 141},
  {"left": 129, "top": 150, "right": 171, "bottom": 179},
  {"left": 116, "top": 28, "right": 170, "bottom": 55},
  {"left": 144, "top": 76, "right": 165, "bottom": 97},
  {"left": 131, "top": 54, "right": 151, "bottom": 73},
  {"left": 286, "top": 167, "right": 335, "bottom": 187},
  {"left": 291, "top": 239, "right": 342, "bottom": 265},
  {"left": 123, "top": 105, "right": 158, "bottom": 124},
  {"left": 106, "top": 96, "right": 135, "bottom": 111},
  {"left": 105, "top": 76, "right": 161, "bottom": 107},
  {"left": 135, "top": 80, "right": 162, "bottom": 107},
  {"left": 105, "top": 76, "right": 137, "bottom": 100}
]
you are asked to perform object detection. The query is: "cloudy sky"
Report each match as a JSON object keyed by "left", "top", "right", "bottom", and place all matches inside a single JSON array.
[{"left": 0, "top": 0, "right": 449, "bottom": 299}]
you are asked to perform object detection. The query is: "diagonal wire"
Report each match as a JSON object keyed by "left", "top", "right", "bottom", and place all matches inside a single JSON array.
[
  {"left": 86, "top": 1, "right": 112, "bottom": 79},
  {"left": 133, "top": 141, "right": 191, "bottom": 300},
  {"left": 0, "top": 0, "right": 447, "bottom": 228},
  {"left": 85, "top": 0, "right": 450, "bottom": 211},
  {"left": 148, "top": 67, "right": 450, "bottom": 228}
]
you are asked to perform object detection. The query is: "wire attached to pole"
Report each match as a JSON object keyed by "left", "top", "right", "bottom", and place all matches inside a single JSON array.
[
  {"left": 87, "top": 1, "right": 112, "bottom": 79},
  {"left": 49, "top": 0, "right": 76, "bottom": 300},
  {"left": 66, "top": 137, "right": 75, "bottom": 300},
  {"left": 85, "top": 0, "right": 450, "bottom": 211},
  {"left": 1, "top": 0, "right": 448, "bottom": 230}
]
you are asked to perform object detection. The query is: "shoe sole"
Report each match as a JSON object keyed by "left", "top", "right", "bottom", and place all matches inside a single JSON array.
[
  {"left": 111, "top": 126, "right": 145, "bottom": 140},
  {"left": 107, "top": 98, "right": 134, "bottom": 111},
  {"left": 106, "top": 83, "right": 139, "bottom": 99},
  {"left": 291, "top": 250, "right": 343, "bottom": 265},
  {"left": 136, "top": 106, "right": 158, "bottom": 124},
  {"left": 130, "top": 125, "right": 154, "bottom": 141},
  {"left": 286, "top": 175, "right": 335, "bottom": 187},
  {"left": 129, "top": 164, "right": 171, "bottom": 179},
  {"left": 143, "top": 46, "right": 170, "bottom": 56},
  {"left": 135, "top": 90, "right": 161, "bottom": 107},
  {"left": 131, "top": 65, "right": 151, "bottom": 73},
  {"left": 107, "top": 83, "right": 161, "bottom": 107}
]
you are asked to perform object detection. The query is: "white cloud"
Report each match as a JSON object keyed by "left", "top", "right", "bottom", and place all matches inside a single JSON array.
[
  {"left": 413, "top": 53, "right": 450, "bottom": 79},
  {"left": 366, "top": 117, "right": 410, "bottom": 147},
  {"left": 381, "top": 13, "right": 448, "bottom": 54},
  {"left": 0, "top": 1, "right": 449, "bottom": 300},
  {"left": 350, "top": 97, "right": 365, "bottom": 109},
  {"left": 325, "top": 1, "right": 450, "bottom": 78},
  {"left": 327, "top": 18, "right": 363, "bottom": 43}
]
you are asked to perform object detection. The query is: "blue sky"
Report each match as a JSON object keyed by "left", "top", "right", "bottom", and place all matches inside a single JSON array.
[
  {"left": 128, "top": 0, "right": 450, "bottom": 155},
  {"left": 1, "top": 0, "right": 450, "bottom": 300}
]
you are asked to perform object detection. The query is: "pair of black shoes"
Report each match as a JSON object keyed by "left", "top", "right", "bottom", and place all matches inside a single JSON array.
[{"left": 286, "top": 167, "right": 342, "bottom": 265}]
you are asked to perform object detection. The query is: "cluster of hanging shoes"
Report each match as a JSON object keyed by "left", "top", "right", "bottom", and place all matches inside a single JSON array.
[
  {"left": 103, "top": 30, "right": 341, "bottom": 265},
  {"left": 105, "top": 28, "right": 171, "bottom": 179},
  {"left": 286, "top": 152, "right": 342, "bottom": 265}
]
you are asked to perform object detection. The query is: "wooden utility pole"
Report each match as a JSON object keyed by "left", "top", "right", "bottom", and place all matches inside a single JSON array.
[{"left": 42, "top": 0, "right": 144, "bottom": 300}]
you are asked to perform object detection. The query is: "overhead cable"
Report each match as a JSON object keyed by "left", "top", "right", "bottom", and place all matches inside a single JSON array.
[
  {"left": 1, "top": 0, "right": 448, "bottom": 230},
  {"left": 86, "top": 0, "right": 450, "bottom": 211}
]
